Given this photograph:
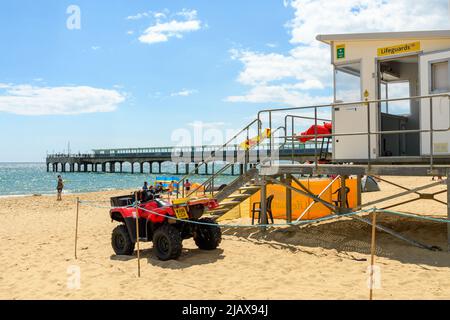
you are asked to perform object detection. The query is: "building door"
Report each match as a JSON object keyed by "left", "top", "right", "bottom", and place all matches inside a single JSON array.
[
  {"left": 377, "top": 55, "right": 420, "bottom": 157},
  {"left": 419, "top": 50, "right": 450, "bottom": 156}
]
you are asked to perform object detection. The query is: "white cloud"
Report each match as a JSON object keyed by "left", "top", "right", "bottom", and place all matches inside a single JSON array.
[
  {"left": 227, "top": 0, "right": 450, "bottom": 107},
  {"left": 138, "top": 9, "right": 202, "bottom": 44},
  {"left": 0, "top": 84, "right": 125, "bottom": 116},
  {"left": 126, "top": 11, "right": 150, "bottom": 20},
  {"left": 91, "top": 46, "right": 100, "bottom": 50},
  {"left": 171, "top": 89, "right": 198, "bottom": 97}
]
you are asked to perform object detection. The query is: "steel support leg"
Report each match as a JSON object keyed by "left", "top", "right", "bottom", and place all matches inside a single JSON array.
[
  {"left": 260, "top": 178, "right": 268, "bottom": 225},
  {"left": 285, "top": 174, "right": 292, "bottom": 223},
  {"left": 447, "top": 172, "right": 450, "bottom": 251}
]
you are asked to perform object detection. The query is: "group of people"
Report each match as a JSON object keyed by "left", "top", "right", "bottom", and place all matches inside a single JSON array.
[
  {"left": 54, "top": 175, "right": 194, "bottom": 201},
  {"left": 142, "top": 179, "right": 192, "bottom": 197}
]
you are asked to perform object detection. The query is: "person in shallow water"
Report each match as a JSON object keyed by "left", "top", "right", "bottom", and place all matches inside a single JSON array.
[
  {"left": 142, "top": 181, "right": 148, "bottom": 191},
  {"left": 56, "top": 175, "right": 64, "bottom": 201}
]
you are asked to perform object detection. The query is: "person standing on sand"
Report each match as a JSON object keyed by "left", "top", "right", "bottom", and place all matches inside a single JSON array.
[
  {"left": 56, "top": 175, "right": 64, "bottom": 201},
  {"left": 184, "top": 179, "right": 191, "bottom": 193}
]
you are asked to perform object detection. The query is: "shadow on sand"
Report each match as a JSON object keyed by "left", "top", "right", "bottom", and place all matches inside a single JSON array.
[
  {"left": 110, "top": 247, "right": 225, "bottom": 269},
  {"left": 222, "top": 213, "right": 450, "bottom": 268}
]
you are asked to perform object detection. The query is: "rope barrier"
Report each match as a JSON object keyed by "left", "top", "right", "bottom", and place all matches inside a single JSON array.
[{"left": 77, "top": 199, "right": 450, "bottom": 228}]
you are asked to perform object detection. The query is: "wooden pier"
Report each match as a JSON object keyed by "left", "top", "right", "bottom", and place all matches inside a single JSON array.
[{"left": 46, "top": 143, "right": 324, "bottom": 175}]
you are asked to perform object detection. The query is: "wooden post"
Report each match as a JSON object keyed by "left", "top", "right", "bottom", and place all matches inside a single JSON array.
[
  {"left": 134, "top": 191, "right": 141, "bottom": 277},
  {"left": 369, "top": 208, "right": 377, "bottom": 300},
  {"left": 74, "top": 197, "right": 79, "bottom": 259}
]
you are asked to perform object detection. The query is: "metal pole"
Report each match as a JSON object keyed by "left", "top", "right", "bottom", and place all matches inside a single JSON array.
[
  {"left": 74, "top": 197, "right": 79, "bottom": 259},
  {"left": 356, "top": 175, "right": 362, "bottom": 208},
  {"left": 447, "top": 171, "right": 450, "bottom": 252},
  {"left": 134, "top": 192, "right": 141, "bottom": 277},
  {"left": 369, "top": 208, "right": 377, "bottom": 300},
  {"left": 291, "top": 116, "right": 295, "bottom": 164},
  {"left": 367, "top": 101, "right": 372, "bottom": 168},
  {"left": 260, "top": 178, "right": 268, "bottom": 225},
  {"left": 430, "top": 97, "right": 434, "bottom": 170},
  {"left": 314, "top": 107, "right": 318, "bottom": 170},
  {"left": 340, "top": 175, "right": 348, "bottom": 210},
  {"left": 285, "top": 175, "right": 292, "bottom": 223}
]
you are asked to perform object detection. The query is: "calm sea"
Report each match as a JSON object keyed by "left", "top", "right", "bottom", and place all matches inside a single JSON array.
[{"left": 0, "top": 162, "right": 236, "bottom": 197}]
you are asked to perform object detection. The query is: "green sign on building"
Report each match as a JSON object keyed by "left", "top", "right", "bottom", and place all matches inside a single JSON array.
[{"left": 336, "top": 44, "right": 345, "bottom": 59}]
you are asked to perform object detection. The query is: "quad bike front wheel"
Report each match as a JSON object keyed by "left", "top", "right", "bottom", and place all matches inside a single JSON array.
[
  {"left": 194, "top": 218, "right": 222, "bottom": 250},
  {"left": 152, "top": 224, "right": 183, "bottom": 261},
  {"left": 111, "top": 224, "right": 135, "bottom": 255}
]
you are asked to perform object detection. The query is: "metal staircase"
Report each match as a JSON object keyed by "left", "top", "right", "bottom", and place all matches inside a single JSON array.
[
  {"left": 206, "top": 168, "right": 260, "bottom": 219},
  {"left": 175, "top": 118, "right": 281, "bottom": 219}
]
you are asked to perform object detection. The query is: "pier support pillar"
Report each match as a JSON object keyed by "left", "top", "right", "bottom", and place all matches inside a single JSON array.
[
  {"left": 131, "top": 163, "right": 134, "bottom": 174},
  {"left": 102, "top": 163, "right": 106, "bottom": 172},
  {"left": 149, "top": 162, "right": 153, "bottom": 174},
  {"left": 205, "top": 163, "right": 208, "bottom": 175},
  {"left": 240, "top": 163, "right": 244, "bottom": 175},
  {"left": 158, "top": 162, "right": 161, "bottom": 174},
  {"left": 110, "top": 162, "right": 115, "bottom": 173},
  {"left": 46, "top": 163, "right": 49, "bottom": 172},
  {"left": 84, "top": 164, "right": 87, "bottom": 172},
  {"left": 194, "top": 163, "right": 199, "bottom": 174},
  {"left": 62, "top": 163, "right": 66, "bottom": 173},
  {"left": 185, "top": 164, "right": 189, "bottom": 174},
  {"left": 231, "top": 164, "right": 235, "bottom": 176},
  {"left": 70, "top": 163, "right": 74, "bottom": 172},
  {"left": 175, "top": 163, "right": 179, "bottom": 175},
  {"left": 140, "top": 163, "right": 144, "bottom": 174},
  {"left": 119, "top": 162, "right": 123, "bottom": 173}
]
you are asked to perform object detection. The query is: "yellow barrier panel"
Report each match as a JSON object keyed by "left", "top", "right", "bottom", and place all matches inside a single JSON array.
[{"left": 248, "top": 178, "right": 358, "bottom": 220}]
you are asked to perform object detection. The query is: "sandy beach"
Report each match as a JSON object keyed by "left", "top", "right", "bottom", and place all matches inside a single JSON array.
[{"left": 0, "top": 176, "right": 449, "bottom": 300}]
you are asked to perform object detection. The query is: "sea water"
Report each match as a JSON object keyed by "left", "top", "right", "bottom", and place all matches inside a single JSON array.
[{"left": 0, "top": 162, "right": 236, "bottom": 197}]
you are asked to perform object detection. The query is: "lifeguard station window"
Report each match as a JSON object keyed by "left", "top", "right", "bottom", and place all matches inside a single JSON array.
[
  {"left": 334, "top": 62, "right": 361, "bottom": 102},
  {"left": 430, "top": 61, "right": 450, "bottom": 93}
]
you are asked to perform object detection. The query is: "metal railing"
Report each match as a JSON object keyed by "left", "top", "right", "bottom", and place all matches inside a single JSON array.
[
  {"left": 176, "top": 118, "right": 262, "bottom": 198},
  {"left": 257, "top": 93, "right": 450, "bottom": 172}
]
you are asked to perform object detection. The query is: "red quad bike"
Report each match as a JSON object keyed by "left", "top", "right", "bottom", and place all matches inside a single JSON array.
[{"left": 109, "top": 192, "right": 222, "bottom": 261}]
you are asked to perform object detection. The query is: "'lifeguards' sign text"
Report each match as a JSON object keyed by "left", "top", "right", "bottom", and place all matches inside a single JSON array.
[{"left": 377, "top": 42, "right": 421, "bottom": 57}]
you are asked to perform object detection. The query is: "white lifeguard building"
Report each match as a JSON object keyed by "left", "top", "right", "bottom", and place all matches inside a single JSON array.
[{"left": 316, "top": 30, "right": 450, "bottom": 162}]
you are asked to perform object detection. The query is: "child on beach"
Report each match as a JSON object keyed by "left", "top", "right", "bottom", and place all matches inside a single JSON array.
[{"left": 56, "top": 175, "right": 64, "bottom": 201}]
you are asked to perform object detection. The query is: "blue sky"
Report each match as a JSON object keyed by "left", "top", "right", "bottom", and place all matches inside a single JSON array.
[{"left": 0, "top": 0, "right": 448, "bottom": 161}]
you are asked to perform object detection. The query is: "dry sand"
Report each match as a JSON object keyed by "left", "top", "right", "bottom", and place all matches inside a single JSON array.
[{"left": 0, "top": 176, "right": 449, "bottom": 300}]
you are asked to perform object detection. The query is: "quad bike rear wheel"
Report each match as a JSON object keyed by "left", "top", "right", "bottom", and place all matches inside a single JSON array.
[
  {"left": 194, "top": 218, "right": 222, "bottom": 250},
  {"left": 152, "top": 224, "right": 183, "bottom": 261},
  {"left": 112, "top": 224, "right": 135, "bottom": 255}
]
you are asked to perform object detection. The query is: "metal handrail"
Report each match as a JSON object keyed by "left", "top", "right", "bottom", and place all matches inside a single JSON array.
[
  {"left": 176, "top": 118, "right": 262, "bottom": 197},
  {"left": 257, "top": 94, "right": 450, "bottom": 172},
  {"left": 183, "top": 125, "right": 286, "bottom": 198}
]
